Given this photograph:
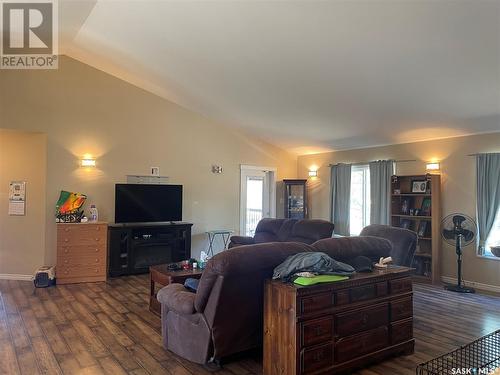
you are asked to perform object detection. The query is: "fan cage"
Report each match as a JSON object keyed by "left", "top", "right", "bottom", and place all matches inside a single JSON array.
[{"left": 416, "top": 330, "right": 500, "bottom": 375}]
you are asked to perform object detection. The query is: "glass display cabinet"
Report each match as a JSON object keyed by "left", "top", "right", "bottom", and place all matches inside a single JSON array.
[{"left": 284, "top": 179, "right": 308, "bottom": 219}]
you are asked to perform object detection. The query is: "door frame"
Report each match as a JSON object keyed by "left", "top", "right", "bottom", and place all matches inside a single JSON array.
[{"left": 240, "top": 165, "right": 277, "bottom": 235}]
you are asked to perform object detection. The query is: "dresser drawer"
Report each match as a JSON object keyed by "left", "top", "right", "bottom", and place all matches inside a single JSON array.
[
  {"left": 300, "top": 342, "right": 333, "bottom": 374},
  {"left": 335, "top": 303, "right": 389, "bottom": 337},
  {"left": 389, "top": 277, "right": 412, "bottom": 294},
  {"left": 301, "top": 316, "right": 334, "bottom": 347},
  {"left": 300, "top": 293, "right": 334, "bottom": 315},
  {"left": 57, "top": 264, "right": 106, "bottom": 278},
  {"left": 57, "top": 254, "right": 105, "bottom": 267},
  {"left": 335, "top": 326, "right": 389, "bottom": 364},
  {"left": 390, "top": 318, "right": 413, "bottom": 345},
  {"left": 390, "top": 297, "right": 413, "bottom": 322},
  {"left": 58, "top": 244, "right": 106, "bottom": 257},
  {"left": 58, "top": 225, "right": 107, "bottom": 245}
]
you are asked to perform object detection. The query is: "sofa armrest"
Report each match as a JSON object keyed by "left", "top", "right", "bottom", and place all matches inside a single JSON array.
[
  {"left": 229, "top": 235, "right": 255, "bottom": 247},
  {"left": 157, "top": 284, "right": 196, "bottom": 315}
]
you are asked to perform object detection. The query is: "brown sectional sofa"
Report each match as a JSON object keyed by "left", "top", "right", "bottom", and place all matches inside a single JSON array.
[
  {"left": 157, "top": 235, "right": 393, "bottom": 364},
  {"left": 228, "top": 218, "right": 335, "bottom": 248}
]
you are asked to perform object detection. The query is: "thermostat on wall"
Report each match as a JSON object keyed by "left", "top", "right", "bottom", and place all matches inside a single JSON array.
[{"left": 151, "top": 167, "right": 160, "bottom": 176}]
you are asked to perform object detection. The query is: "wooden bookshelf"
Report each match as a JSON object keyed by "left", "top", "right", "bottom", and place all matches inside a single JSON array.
[{"left": 391, "top": 174, "right": 441, "bottom": 283}]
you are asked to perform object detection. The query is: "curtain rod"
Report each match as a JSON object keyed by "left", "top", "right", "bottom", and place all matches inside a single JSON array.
[
  {"left": 328, "top": 159, "right": 416, "bottom": 167},
  {"left": 466, "top": 153, "right": 499, "bottom": 156}
]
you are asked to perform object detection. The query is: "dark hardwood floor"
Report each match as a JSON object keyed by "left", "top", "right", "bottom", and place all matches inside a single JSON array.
[{"left": 0, "top": 275, "right": 499, "bottom": 375}]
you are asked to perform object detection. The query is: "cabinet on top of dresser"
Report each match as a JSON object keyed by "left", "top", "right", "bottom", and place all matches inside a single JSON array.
[{"left": 56, "top": 222, "right": 107, "bottom": 284}]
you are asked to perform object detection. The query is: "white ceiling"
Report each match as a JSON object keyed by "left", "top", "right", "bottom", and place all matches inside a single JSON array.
[{"left": 60, "top": 0, "right": 500, "bottom": 155}]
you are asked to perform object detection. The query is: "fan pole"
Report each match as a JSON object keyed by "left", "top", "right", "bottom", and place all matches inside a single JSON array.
[
  {"left": 456, "top": 234, "right": 463, "bottom": 288},
  {"left": 445, "top": 234, "right": 475, "bottom": 293}
]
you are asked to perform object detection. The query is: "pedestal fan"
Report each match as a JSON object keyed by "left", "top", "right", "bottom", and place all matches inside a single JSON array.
[{"left": 441, "top": 213, "right": 477, "bottom": 293}]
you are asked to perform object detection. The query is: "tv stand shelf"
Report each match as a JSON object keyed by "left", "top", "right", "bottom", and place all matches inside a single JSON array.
[{"left": 108, "top": 222, "right": 193, "bottom": 277}]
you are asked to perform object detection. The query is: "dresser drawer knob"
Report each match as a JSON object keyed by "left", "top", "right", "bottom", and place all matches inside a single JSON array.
[
  {"left": 95, "top": 238, "right": 100, "bottom": 241},
  {"left": 95, "top": 269, "right": 99, "bottom": 273},
  {"left": 95, "top": 259, "right": 99, "bottom": 263},
  {"left": 95, "top": 248, "right": 99, "bottom": 252},
  {"left": 64, "top": 228, "right": 70, "bottom": 232},
  {"left": 64, "top": 238, "right": 69, "bottom": 242},
  {"left": 64, "top": 270, "right": 68, "bottom": 274},
  {"left": 64, "top": 260, "right": 68, "bottom": 264},
  {"left": 64, "top": 249, "right": 68, "bottom": 253}
]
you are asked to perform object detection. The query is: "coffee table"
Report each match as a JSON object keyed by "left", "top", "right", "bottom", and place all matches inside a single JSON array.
[{"left": 149, "top": 264, "right": 203, "bottom": 316}]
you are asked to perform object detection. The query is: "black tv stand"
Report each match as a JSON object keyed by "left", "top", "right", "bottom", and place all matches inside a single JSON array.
[{"left": 108, "top": 222, "right": 193, "bottom": 277}]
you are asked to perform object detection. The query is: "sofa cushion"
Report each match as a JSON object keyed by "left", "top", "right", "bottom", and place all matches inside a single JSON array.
[
  {"left": 288, "top": 219, "right": 335, "bottom": 244},
  {"left": 253, "top": 218, "right": 287, "bottom": 243},
  {"left": 311, "top": 236, "right": 392, "bottom": 262},
  {"left": 157, "top": 283, "right": 196, "bottom": 315}
]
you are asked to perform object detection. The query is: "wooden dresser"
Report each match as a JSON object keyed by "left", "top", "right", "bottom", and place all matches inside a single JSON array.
[
  {"left": 56, "top": 222, "right": 108, "bottom": 284},
  {"left": 263, "top": 267, "right": 414, "bottom": 375}
]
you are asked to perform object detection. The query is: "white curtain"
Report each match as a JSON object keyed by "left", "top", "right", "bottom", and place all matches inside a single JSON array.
[
  {"left": 330, "top": 163, "right": 351, "bottom": 236},
  {"left": 476, "top": 153, "right": 500, "bottom": 253},
  {"left": 369, "top": 160, "right": 395, "bottom": 225}
]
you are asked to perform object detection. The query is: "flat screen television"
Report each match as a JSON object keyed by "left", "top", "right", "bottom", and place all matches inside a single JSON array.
[{"left": 115, "top": 184, "right": 183, "bottom": 223}]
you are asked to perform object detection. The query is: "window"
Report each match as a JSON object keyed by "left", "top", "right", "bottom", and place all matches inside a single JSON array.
[
  {"left": 485, "top": 208, "right": 500, "bottom": 256},
  {"left": 350, "top": 165, "right": 370, "bottom": 235}
]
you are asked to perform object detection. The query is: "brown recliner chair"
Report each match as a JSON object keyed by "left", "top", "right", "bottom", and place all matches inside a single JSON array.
[
  {"left": 360, "top": 224, "right": 418, "bottom": 267},
  {"left": 157, "top": 236, "right": 391, "bottom": 364},
  {"left": 228, "top": 218, "right": 334, "bottom": 248}
]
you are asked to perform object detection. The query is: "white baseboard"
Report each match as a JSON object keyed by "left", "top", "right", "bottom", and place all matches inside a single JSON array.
[
  {"left": 441, "top": 276, "right": 500, "bottom": 294},
  {"left": 0, "top": 274, "right": 33, "bottom": 281}
]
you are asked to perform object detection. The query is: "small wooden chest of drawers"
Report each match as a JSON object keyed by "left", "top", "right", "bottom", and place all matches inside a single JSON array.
[
  {"left": 263, "top": 267, "right": 414, "bottom": 375},
  {"left": 56, "top": 222, "right": 107, "bottom": 284}
]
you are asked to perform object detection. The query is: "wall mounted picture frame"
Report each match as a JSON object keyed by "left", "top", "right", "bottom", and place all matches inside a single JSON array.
[{"left": 412, "top": 180, "right": 427, "bottom": 193}]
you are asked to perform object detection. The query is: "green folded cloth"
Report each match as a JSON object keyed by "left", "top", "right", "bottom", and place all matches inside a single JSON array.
[{"left": 293, "top": 274, "right": 349, "bottom": 286}]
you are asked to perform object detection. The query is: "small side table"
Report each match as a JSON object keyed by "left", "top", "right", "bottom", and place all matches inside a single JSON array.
[
  {"left": 149, "top": 264, "right": 203, "bottom": 316},
  {"left": 205, "top": 230, "right": 234, "bottom": 257}
]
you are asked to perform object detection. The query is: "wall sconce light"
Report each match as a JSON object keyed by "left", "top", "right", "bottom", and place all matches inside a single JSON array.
[
  {"left": 308, "top": 170, "right": 318, "bottom": 177},
  {"left": 81, "top": 158, "right": 96, "bottom": 167},
  {"left": 426, "top": 162, "right": 440, "bottom": 171}
]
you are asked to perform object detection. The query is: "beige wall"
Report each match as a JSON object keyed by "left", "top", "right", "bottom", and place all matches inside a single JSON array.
[
  {"left": 0, "top": 130, "right": 47, "bottom": 276},
  {"left": 298, "top": 133, "right": 500, "bottom": 287},
  {"left": 0, "top": 56, "right": 297, "bottom": 274}
]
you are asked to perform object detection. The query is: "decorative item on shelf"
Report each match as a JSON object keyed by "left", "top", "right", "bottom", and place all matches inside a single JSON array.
[
  {"left": 401, "top": 198, "right": 410, "bottom": 214},
  {"left": 400, "top": 219, "right": 411, "bottom": 229},
  {"left": 417, "top": 221, "right": 428, "bottom": 237},
  {"left": 55, "top": 190, "right": 87, "bottom": 222},
  {"left": 412, "top": 179, "right": 427, "bottom": 193},
  {"left": 393, "top": 188, "right": 401, "bottom": 195},
  {"left": 426, "top": 162, "right": 440, "bottom": 171},
  {"left": 414, "top": 209, "right": 420, "bottom": 216},
  {"left": 421, "top": 197, "right": 432, "bottom": 215}
]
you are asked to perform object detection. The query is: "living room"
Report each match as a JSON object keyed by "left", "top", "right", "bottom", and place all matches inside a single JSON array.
[{"left": 1, "top": 1, "right": 500, "bottom": 374}]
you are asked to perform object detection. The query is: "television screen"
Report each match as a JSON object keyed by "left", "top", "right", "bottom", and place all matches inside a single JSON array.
[{"left": 115, "top": 184, "right": 183, "bottom": 223}]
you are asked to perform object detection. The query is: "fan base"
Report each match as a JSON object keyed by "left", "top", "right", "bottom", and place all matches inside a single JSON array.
[{"left": 444, "top": 284, "right": 476, "bottom": 293}]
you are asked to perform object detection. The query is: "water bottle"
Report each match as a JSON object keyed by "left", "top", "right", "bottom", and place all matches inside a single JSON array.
[{"left": 89, "top": 205, "right": 99, "bottom": 222}]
